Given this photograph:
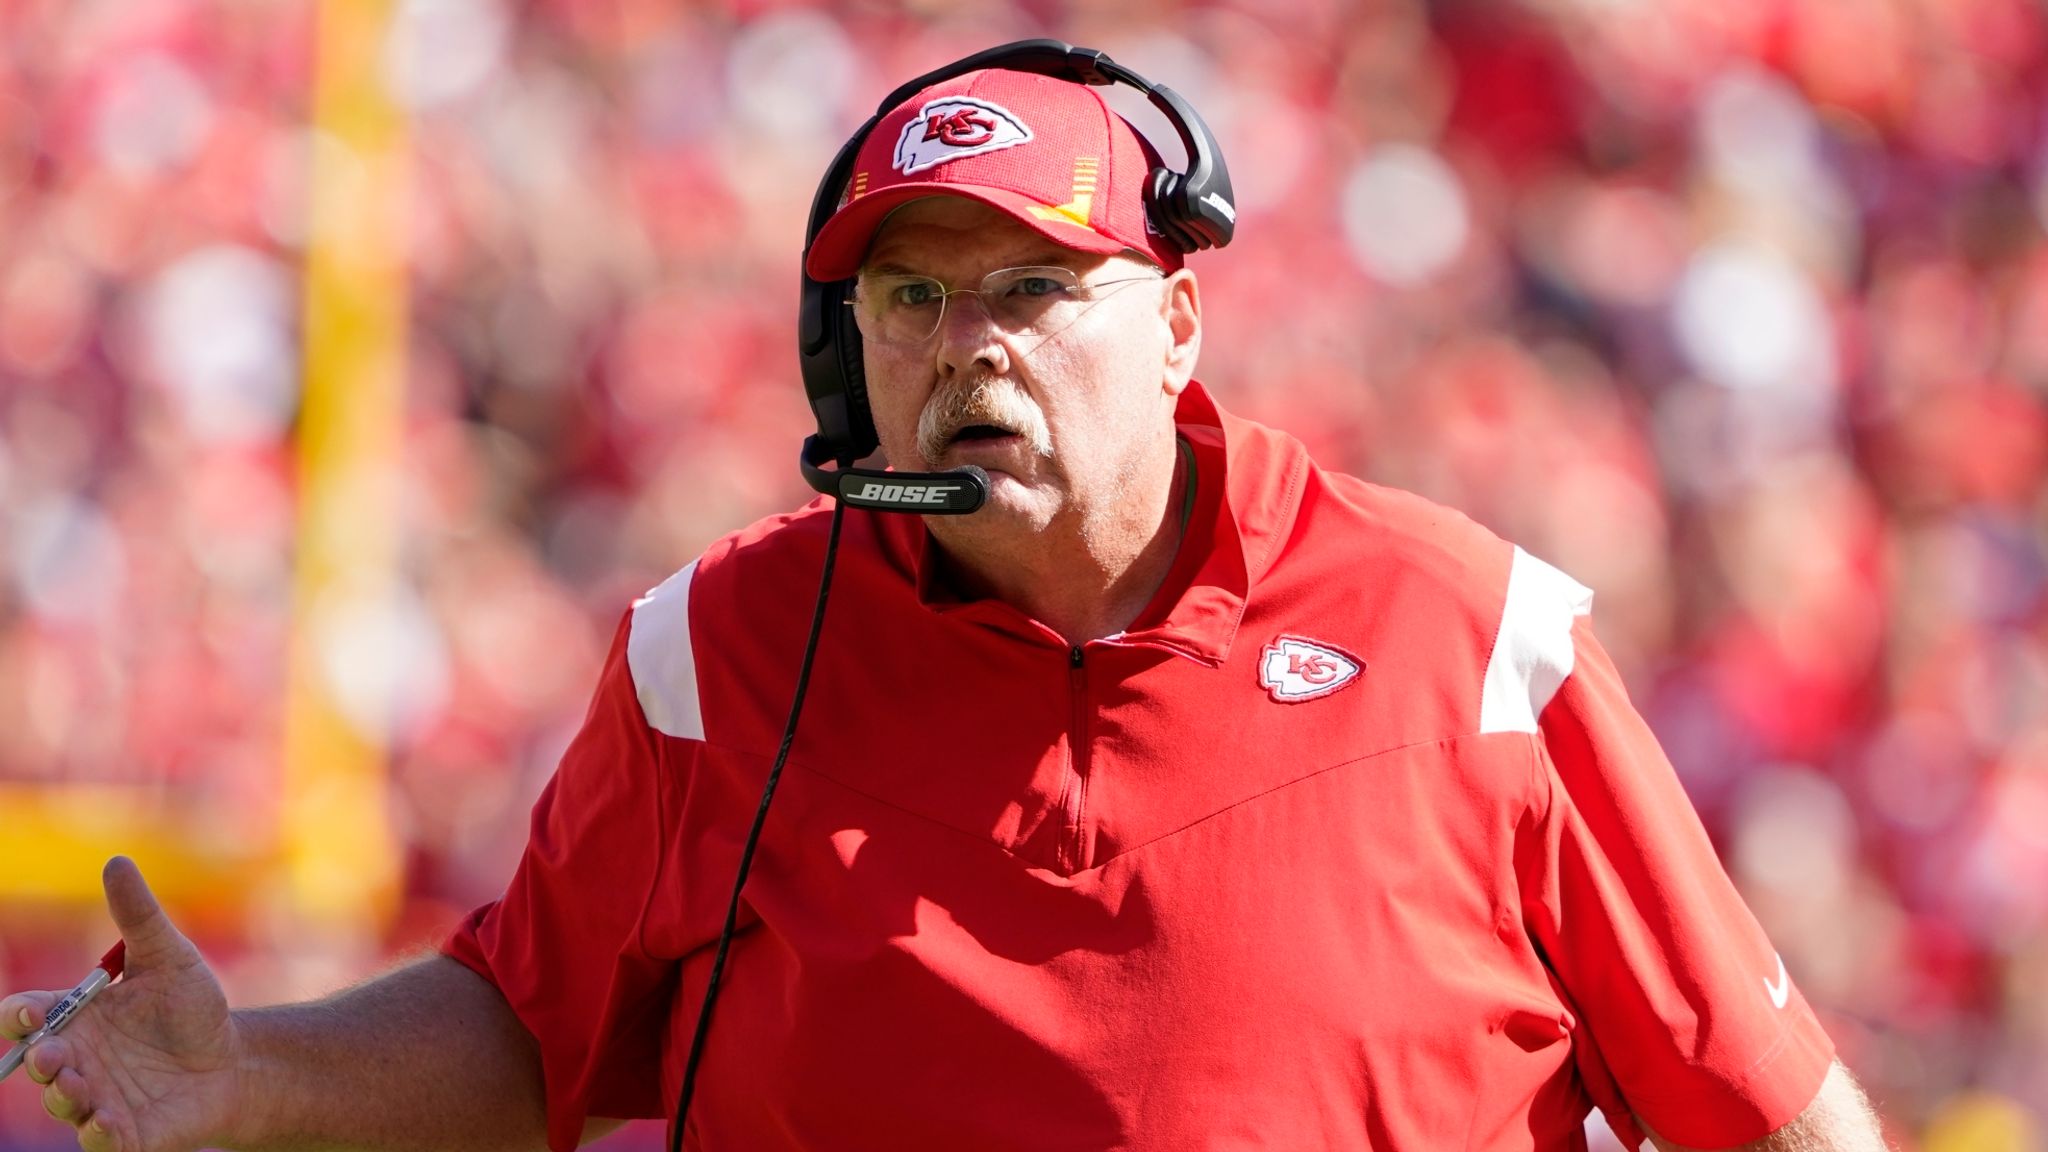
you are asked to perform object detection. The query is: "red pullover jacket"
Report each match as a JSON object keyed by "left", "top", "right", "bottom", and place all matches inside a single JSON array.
[{"left": 446, "top": 383, "right": 1834, "bottom": 1151}]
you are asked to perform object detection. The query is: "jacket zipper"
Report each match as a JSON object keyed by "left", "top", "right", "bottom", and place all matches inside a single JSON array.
[{"left": 1063, "top": 644, "right": 1089, "bottom": 873}]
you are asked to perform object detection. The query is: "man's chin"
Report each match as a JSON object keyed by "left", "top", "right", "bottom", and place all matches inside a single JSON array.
[{"left": 936, "top": 471, "right": 1052, "bottom": 526}]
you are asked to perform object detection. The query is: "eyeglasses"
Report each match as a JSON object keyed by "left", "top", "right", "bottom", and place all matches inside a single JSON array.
[{"left": 848, "top": 265, "right": 1164, "bottom": 346}]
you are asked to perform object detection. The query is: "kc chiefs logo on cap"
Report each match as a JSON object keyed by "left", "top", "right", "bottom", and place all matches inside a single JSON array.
[
  {"left": 1259, "top": 636, "right": 1364, "bottom": 702},
  {"left": 893, "top": 97, "right": 1033, "bottom": 175}
]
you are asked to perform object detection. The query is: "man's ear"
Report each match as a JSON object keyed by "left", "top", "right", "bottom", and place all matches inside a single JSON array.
[{"left": 1161, "top": 269, "right": 1202, "bottom": 398}]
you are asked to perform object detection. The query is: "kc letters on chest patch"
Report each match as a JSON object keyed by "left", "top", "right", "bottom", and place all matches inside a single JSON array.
[
  {"left": 894, "top": 97, "right": 1033, "bottom": 174},
  {"left": 1259, "top": 635, "right": 1364, "bottom": 702}
]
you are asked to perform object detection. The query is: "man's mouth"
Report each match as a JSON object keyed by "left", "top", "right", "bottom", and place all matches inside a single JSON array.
[{"left": 950, "top": 423, "right": 1016, "bottom": 443}]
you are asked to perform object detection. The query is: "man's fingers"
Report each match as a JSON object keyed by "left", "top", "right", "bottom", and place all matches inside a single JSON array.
[
  {"left": 102, "top": 856, "right": 176, "bottom": 958},
  {"left": 0, "top": 990, "right": 58, "bottom": 1040},
  {"left": 42, "top": 1065, "right": 92, "bottom": 1123},
  {"left": 78, "top": 1111, "right": 125, "bottom": 1152},
  {"left": 25, "top": 1035, "right": 72, "bottom": 1085}
]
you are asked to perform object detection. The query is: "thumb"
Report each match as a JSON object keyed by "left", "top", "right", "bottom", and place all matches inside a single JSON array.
[{"left": 102, "top": 856, "right": 184, "bottom": 962}]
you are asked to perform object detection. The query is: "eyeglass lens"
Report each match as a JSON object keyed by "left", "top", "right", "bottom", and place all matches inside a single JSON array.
[{"left": 852, "top": 266, "right": 1156, "bottom": 345}]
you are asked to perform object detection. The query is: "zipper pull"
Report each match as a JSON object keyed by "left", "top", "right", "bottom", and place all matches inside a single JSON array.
[{"left": 1070, "top": 645, "right": 1084, "bottom": 668}]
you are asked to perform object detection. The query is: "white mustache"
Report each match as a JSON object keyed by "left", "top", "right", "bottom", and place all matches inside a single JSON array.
[{"left": 915, "top": 378, "right": 1053, "bottom": 466}]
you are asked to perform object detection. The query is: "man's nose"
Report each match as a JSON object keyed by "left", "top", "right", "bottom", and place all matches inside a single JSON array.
[
  {"left": 940, "top": 287, "right": 1002, "bottom": 332},
  {"left": 933, "top": 289, "right": 1010, "bottom": 377}
]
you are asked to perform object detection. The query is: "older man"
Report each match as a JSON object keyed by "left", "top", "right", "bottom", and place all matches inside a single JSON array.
[{"left": 4, "top": 46, "right": 1886, "bottom": 1152}]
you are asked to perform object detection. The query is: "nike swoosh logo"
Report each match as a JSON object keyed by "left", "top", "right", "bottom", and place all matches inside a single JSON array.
[{"left": 1764, "top": 953, "right": 1789, "bottom": 1010}]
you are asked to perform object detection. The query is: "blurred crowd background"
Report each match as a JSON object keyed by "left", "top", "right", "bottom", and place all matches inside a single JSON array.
[{"left": 2, "top": 0, "right": 2047, "bottom": 1147}]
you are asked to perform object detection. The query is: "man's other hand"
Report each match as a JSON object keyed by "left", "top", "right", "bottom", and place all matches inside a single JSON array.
[{"left": 1, "top": 856, "right": 244, "bottom": 1152}]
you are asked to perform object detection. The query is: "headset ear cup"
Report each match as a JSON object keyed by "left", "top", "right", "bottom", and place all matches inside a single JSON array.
[
  {"left": 836, "top": 298, "right": 878, "bottom": 459},
  {"left": 1147, "top": 167, "right": 1199, "bottom": 254},
  {"left": 798, "top": 277, "right": 880, "bottom": 465}
]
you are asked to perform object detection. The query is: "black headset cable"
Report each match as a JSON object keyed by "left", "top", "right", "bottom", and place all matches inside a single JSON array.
[{"left": 669, "top": 498, "right": 847, "bottom": 1152}]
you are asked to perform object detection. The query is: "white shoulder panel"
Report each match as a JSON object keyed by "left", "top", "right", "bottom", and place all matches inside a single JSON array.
[
  {"left": 628, "top": 561, "right": 704, "bottom": 741},
  {"left": 1479, "top": 547, "right": 1595, "bottom": 735}
]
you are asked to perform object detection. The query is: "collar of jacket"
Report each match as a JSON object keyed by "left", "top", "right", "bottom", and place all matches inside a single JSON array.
[{"left": 871, "top": 380, "right": 1310, "bottom": 667}]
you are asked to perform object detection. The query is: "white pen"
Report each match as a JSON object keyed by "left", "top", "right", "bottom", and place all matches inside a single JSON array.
[{"left": 0, "top": 942, "right": 127, "bottom": 1083}]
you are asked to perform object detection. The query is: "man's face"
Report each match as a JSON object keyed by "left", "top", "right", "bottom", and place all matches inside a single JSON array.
[{"left": 855, "top": 197, "right": 1190, "bottom": 533}]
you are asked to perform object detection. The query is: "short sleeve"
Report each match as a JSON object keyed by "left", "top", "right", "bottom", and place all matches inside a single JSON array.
[
  {"left": 1522, "top": 615, "right": 1835, "bottom": 1149},
  {"left": 442, "top": 613, "right": 679, "bottom": 1152}
]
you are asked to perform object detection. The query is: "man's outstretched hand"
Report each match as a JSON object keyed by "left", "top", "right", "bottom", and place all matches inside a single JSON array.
[{"left": 1, "top": 857, "right": 246, "bottom": 1152}]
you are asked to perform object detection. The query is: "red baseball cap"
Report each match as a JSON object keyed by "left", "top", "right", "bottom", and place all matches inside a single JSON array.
[{"left": 804, "top": 68, "right": 1185, "bottom": 281}]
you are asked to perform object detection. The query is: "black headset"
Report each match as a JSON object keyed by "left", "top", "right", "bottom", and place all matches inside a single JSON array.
[{"left": 795, "top": 38, "right": 1238, "bottom": 504}]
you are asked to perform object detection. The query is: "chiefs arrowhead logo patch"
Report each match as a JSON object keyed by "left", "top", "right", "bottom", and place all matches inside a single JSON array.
[
  {"left": 894, "top": 97, "right": 1032, "bottom": 175},
  {"left": 1259, "top": 636, "right": 1364, "bottom": 702}
]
